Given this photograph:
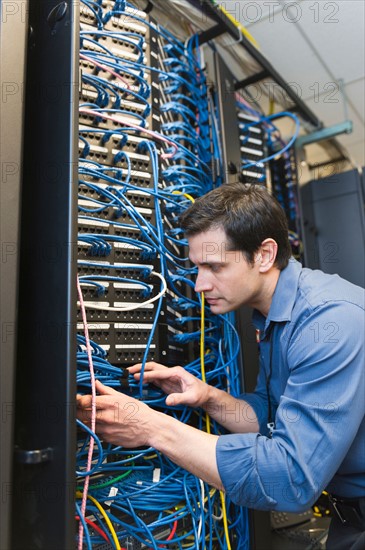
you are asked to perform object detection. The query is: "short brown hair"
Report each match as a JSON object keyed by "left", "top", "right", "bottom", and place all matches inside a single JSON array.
[{"left": 180, "top": 183, "right": 292, "bottom": 269}]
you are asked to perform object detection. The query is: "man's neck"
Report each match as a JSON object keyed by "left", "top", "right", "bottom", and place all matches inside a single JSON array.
[{"left": 254, "top": 268, "right": 281, "bottom": 318}]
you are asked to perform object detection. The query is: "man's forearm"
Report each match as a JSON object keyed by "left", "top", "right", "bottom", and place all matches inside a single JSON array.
[
  {"left": 202, "top": 386, "right": 259, "bottom": 433},
  {"left": 148, "top": 410, "right": 224, "bottom": 490}
]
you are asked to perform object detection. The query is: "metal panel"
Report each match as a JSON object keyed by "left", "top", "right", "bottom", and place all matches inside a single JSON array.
[
  {"left": 301, "top": 169, "right": 365, "bottom": 287},
  {"left": 0, "top": 2, "right": 29, "bottom": 548},
  {"left": 10, "top": 1, "right": 79, "bottom": 548}
]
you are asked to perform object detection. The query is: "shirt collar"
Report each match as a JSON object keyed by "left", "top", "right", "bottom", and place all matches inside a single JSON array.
[{"left": 253, "top": 258, "right": 302, "bottom": 333}]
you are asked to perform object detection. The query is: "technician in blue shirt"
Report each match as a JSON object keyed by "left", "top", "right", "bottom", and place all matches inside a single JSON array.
[{"left": 77, "top": 183, "right": 365, "bottom": 550}]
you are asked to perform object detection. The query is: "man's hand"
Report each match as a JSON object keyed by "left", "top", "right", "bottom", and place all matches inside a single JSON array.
[
  {"left": 129, "top": 362, "right": 259, "bottom": 434},
  {"left": 76, "top": 378, "right": 224, "bottom": 490},
  {"left": 76, "top": 380, "right": 156, "bottom": 448},
  {"left": 128, "top": 361, "right": 210, "bottom": 408}
]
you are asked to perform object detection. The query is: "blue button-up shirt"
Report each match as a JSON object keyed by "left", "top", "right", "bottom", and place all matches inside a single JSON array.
[{"left": 216, "top": 258, "right": 365, "bottom": 512}]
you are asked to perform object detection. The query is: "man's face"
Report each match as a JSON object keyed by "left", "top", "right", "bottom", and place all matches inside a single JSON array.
[{"left": 188, "top": 226, "right": 262, "bottom": 314}]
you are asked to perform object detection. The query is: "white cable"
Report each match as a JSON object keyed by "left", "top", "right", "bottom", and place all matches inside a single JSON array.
[
  {"left": 197, "top": 478, "right": 204, "bottom": 541},
  {"left": 77, "top": 271, "right": 167, "bottom": 311},
  {"left": 212, "top": 509, "right": 224, "bottom": 521}
]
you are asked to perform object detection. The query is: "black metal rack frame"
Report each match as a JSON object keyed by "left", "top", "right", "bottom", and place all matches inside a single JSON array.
[
  {"left": 192, "top": 0, "right": 322, "bottom": 128},
  {"left": 10, "top": 1, "right": 79, "bottom": 548}
]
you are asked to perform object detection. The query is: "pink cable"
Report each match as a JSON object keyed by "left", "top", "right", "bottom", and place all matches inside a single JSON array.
[
  {"left": 79, "top": 107, "right": 178, "bottom": 159},
  {"left": 76, "top": 275, "right": 97, "bottom": 550},
  {"left": 80, "top": 52, "right": 131, "bottom": 89}
]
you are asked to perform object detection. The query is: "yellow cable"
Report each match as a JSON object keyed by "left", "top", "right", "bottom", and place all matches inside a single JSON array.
[
  {"left": 174, "top": 190, "right": 210, "bottom": 434},
  {"left": 217, "top": 5, "right": 260, "bottom": 50},
  {"left": 76, "top": 491, "right": 121, "bottom": 550},
  {"left": 172, "top": 190, "right": 196, "bottom": 204},
  {"left": 182, "top": 192, "right": 196, "bottom": 203},
  {"left": 220, "top": 490, "right": 232, "bottom": 550},
  {"left": 172, "top": 190, "right": 224, "bottom": 549},
  {"left": 200, "top": 293, "right": 211, "bottom": 434},
  {"left": 187, "top": 201, "right": 229, "bottom": 549}
]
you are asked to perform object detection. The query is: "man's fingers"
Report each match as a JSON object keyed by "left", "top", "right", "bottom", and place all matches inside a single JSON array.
[
  {"left": 133, "top": 369, "right": 180, "bottom": 382},
  {"left": 77, "top": 385, "right": 124, "bottom": 413},
  {"left": 128, "top": 362, "right": 180, "bottom": 374},
  {"left": 95, "top": 379, "right": 120, "bottom": 396},
  {"left": 127, "top": 363, "right": 142, "bottom": 373},
  {"left": 165, "top": 393, "right": 186, "bottom": 406},
  {"left": 77, "top": 394, "right": 92, "bottom": 409},
  {"left": 77, "top": 382, "right": 118, "bottom": 406}
]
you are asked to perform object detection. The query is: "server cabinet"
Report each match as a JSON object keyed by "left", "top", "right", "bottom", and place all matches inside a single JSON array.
[{"left": 301, "top": 169, "right": 365, "bottom": 287}]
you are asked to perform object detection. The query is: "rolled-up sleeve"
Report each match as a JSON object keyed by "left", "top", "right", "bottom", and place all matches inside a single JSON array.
[
  {"left": 216, "top": 301, "right": 365, "bottom": 512},
  {"left": 238, "top": 360, "right": 271, "bottom": 437}
]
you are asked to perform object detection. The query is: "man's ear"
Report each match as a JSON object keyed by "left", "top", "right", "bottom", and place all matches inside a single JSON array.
[{"left": 256, "top": 239, "right": 278, "bottom": 272}]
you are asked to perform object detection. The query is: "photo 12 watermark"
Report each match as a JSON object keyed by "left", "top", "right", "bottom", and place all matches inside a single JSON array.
[{"left": 218, "top": 2, "right": 340, "bottom": 25}]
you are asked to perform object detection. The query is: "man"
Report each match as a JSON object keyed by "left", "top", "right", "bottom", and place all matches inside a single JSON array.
[{"left": 77, "top": 183, "right": 365, "bottom": 549}]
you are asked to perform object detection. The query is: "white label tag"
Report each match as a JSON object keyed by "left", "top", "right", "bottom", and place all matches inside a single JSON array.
[
  {"left": 153, "top": 468, "right": 161, "bottom": 483},
  {"left": 108, "top": 486, "right": 118, "bottom": 498},
  {"left": 104, "top": 486, "right": 118, "bottom": 506}
]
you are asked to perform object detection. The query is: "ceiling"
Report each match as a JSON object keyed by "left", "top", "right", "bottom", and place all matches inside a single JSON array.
[{"left": 217, "top": 0, "right": 365, "bottom": 172}]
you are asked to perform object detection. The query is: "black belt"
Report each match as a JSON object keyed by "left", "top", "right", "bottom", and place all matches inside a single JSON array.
[{"left": 328, "top": 494, "right": 365, "bottom": 528}]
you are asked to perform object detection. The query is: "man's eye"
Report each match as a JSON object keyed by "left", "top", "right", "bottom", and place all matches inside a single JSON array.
[{"left": 210, "top": 265, "right": 221, "bottom": 272}]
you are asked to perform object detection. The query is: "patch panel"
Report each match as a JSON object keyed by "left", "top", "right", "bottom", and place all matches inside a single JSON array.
[
  {"left": 79, "top": 87, "right": 150, "bottom": 120},
  {"left": 77, "top": 322, "right": 157, "bottom": 346},
  {"left": 238, "top": 114, "right": 264, "bottom": 135},
  {"left": 77, "top": 302, "right": 155, "bottom": 323},
  {"left": 79, "top": 127, "right": 154, "bottom": 159},
  {"left": 79, "top": 167, "right": 153, "bottom": 190},
  {"left": 79, "top": 54, "right": 146, "bottom": 90},
  {"left": 78, "top": 137, "right": 152, "bottom": 173},
  {"left": 77, "top": 240, "right": 157, "bottom": 264},
  {"left": 77, "top": 280, "right": 157, "bottom": 303},
  {"left": 239, "top": 134, "right": 264, "bottom": 151},
  {"left": 79, "top": 2, "right": 103, "bottom": 27},
  {"left": 80, "top": 24, "right": 147, "bottom": 64},
  {"left": 96, "top": 25, "right": 146, "bottom": 52},
  {"left": 78, "top": 198, "right": 155, "bottom": 225},
  {"left": 103, "top": 5, "right": 148, "bottom": 36},
  {"left": 269, "top": 143, "right": 299, "bottom": 231},
  {"left": 78, "top": 108, "right": 151, "bottom": 132},
  {"left": 78, "top": 187, "right": 154, "bottom": 219},
  {"left": 78, "top": 217, "right": 148, "bottom": 242},
  {"left": 77, "top": 260, "right": 153, "bottom": 280},
  {"left": 238, "top": 112, "right": 267, "bottom": 184},
  {"left": 240, "top": 145, "right": 264, "bottom": 160},
  {"left": 78, "top": 217, "right": 111, "bottom": 236},
  {"left": 114, "top": 344, "right": 157, "bottom": 365},
  {"left": 79, "top": 2, "right": 148, "bottom": 36},
  {"left": 240, "top": 169, "right": 266, "bottom": 183},
  {"left": 113, "top": 343, "right": 187, "bottom": 367}
]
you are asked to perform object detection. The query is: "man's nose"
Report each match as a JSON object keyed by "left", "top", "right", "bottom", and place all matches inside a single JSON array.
[{"left": 194, "top": 270, "right": 213, "bottom": 293}]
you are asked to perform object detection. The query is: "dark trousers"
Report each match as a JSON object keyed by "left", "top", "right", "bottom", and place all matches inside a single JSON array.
[{"left": 326, "top": 498, "right": 365, "bottom": 550}]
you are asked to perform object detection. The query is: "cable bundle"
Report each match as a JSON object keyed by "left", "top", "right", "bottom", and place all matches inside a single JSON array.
[
  {"left": 76, "top": 1, "right": 249, "bottom": 548},
  {"left": 236, "top": 95, "right": 302, "bottom": 257}
]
